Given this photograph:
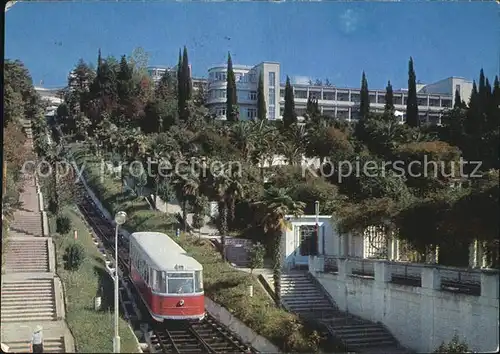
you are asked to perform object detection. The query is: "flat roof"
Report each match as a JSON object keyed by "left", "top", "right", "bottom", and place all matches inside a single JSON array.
[
  {"left": 131, "top": 232, "right": 202, "bottom": 271},
  {"left": 208, "top": 64, "right": 254, "bottom": 71}
]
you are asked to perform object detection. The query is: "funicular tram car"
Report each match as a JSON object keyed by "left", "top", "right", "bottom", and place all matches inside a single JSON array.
[{"left": 129, "top": 232, "right": 205, "bottom": 321}]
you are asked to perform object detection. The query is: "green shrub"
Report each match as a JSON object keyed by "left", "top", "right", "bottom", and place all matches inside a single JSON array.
[
  {"left": 192, "top": 213, "right": 205, "bottom": 230},
  {"left": 63, "top": 242, "right": 85, "bottom": 271},
  {"left": 249, "top": 242, "right": 265, "bottom": 274},
  {"left": 434, "top": 334, "right": 470, "bottom": 353},
  {"left": 56, "top": 215, "right": 72, "bottom": 234}
]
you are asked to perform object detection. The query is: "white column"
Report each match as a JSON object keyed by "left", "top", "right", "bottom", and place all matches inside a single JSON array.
[
  {"left": 421, "top": 267, "right": 441, "bottom": 290},
  {"left": 374, "top": 261, "right": 391, "bottom": 283},
  {"left": 337, "top": 258, "right": 352, "bottom": 280},
  {"left": 395, "top": 238, "right": 400, "bottom": 261},
  {"left": 480, "top": 270, "right": 499, "bottom": 299}
]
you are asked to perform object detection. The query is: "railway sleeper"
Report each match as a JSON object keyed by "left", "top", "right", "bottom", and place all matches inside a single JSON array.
[{"left": 78, "top": 192, "right": 258, "bottom": 354}]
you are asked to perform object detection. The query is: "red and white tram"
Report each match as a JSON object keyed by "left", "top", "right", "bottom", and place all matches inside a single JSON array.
[{"left": 129, "top": 232, "right": 205, "bottom": 321}]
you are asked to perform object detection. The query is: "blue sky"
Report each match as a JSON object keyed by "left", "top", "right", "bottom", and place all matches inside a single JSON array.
[{"left": 5, "top": 1, "right": 499, "bottom": 89}]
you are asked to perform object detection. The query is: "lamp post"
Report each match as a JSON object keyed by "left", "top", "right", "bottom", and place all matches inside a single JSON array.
[{"left": 113, "top": 211, "right": 127, "bottom": 353}]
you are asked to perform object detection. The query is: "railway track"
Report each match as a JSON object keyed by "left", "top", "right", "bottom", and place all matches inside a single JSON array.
[
  {"left": 150, "top": 315, "right": 254, "bottom": 353},
  {"left": 75, "top": 183, "right": 258, "bottom": 354}
]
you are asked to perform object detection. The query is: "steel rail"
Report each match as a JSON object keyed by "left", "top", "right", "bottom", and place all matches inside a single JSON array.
[{"left": 76, "top": 183, "right": 259, "bottom": 353}]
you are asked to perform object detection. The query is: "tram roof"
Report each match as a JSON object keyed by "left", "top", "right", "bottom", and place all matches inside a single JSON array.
[{"left": 130, "top": 232, "right": 202, "bottom": 271}]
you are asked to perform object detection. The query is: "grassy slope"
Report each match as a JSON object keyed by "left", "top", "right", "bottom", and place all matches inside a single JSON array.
[
  {"left": 71, "top": 145, "right": 321, "bottom": 352},
  {"left": 50, "top": 207, "right": 139, "bottom": 353}
]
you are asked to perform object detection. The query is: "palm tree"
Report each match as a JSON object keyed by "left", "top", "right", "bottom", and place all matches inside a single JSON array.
[
  {"left": 225, "top": 166, "right": 244, "bottom": 230},
  {"left": 172, "top": 161, "right": 200, "bottom": 231},
  {"left": 213, "top": 166, "right": 231, "bottom": 260},
  {"left": 230, "top": 121, "right": 255, "bottom": 162},
  {"left": 254, "top": 187, "right": 305, "bottom": 305},
  {"left": 116, "top": 128, "right": 147, "bottom": 192},
  {"left": 280, "top": 123, "right": 306, "bottom": 165},
  {"left": 147, "top": 133, "right": 180, "bottom": 208},
  {"left": 251, "top": 120, "right": 278, "bottom": 179}
]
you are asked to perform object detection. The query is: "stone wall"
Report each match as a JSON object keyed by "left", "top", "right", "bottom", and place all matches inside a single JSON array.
[{"left": 311, "top": 257, "right": 499, "bottom": 353}]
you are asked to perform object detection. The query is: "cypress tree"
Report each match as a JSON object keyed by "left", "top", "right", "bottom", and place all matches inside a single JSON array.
[
  {"left": 306, "top": 95, "right": 320, "bottom": 118},
  {"left": 488, "top": 75, "right": 500, "bottom": 133},
  {"left": 485, "top": 77, "right": 492, "bottom": 108},
  {"left": 406, "top": 57, "right": 419, "bottom": 127},
  {"left": 478, "top": 69, "right": 486, "bottom": 108},
  {"left": 493, "top": 76, "right": 500, "bottom": 108},
  {"left": 384, "top": 80, "right": 394, "bottom": 112},
  {"left": 117, "top": 55, "right": 133, "bottom": 104},
  {"left": 177, "top": 49, "right": 184, "bottom": 119},
  {"left": 96, "top": 49, "right": 102, "bottom": 76},
  {"left": 182, "top": 46, "right": 192, "bottom": 101},
  {"left": 359, "top": 71, "right": 370, "bottom": 119},
  {"left": 283, "top": 76, "right": 297, "bottom": 129},
  {"left": 226, "top": 52, "right": 238, "bottom": 121},
  {"left": 465, "top": 81, "right": 479, "bottom": 136},
  {"left": 313, "top": 98, "right": 319, "bottom": 115},
  {"left": 306, "top": 95, "right": 314, "bottom": 115},
  {"left": 257, "top": 71, "right": 266, "bottom": 120},
  {"left": 454, "top": 88, "right": 463, "bottom": 109}
]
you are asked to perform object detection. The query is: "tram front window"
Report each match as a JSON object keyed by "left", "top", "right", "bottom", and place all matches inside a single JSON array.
[{"left": 167, "top": 272, "right": 194, "bottom": 294}]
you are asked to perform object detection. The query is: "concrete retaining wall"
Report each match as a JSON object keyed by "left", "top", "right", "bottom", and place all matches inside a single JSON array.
[{"left": 205, "top": 297, "right": 280, "bottom": 353}]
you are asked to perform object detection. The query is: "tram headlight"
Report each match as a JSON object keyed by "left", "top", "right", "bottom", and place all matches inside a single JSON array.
[{"left": 179, "top": 299, "right": 185, "bottom": 306}]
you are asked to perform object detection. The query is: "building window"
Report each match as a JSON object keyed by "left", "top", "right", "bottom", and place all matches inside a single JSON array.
[
  {"left": 268, "top": 106, "right": 275, "bottom": 119},
  {"left": 441, "top": 99, "right": 452, "bottom": 108},
  {"left": 417, "top": 96, "right": 427, "bottom": 106},
  {"left": 337, "top": 92, "right": 349, "bottom": 101},
  {"left": 216, "top": 108, "right": 226, "bottom": 117},
  {"left": 216, "top": 90, "right": 226, "bottom": 99},
  {"left": 429, "top": 98, "right": 440, "bottom": 107},
  {"left": 323, "top": 91, "right": 334, "bottom": 101},
  {"left": 268, "top": 88, "right": 275, "bottom": 104},
  {"left": 310, "top": 91, "right": 320, "bottom": 99},
  {"left": 351, "top": 93, "right": 360, "bottom": 103},
  {"left": 280, "top": 89, "right": 285, "bottom": 98},
  {"left": 247, "top": 108, "right": 257, "bottom": 119},
  {"left": 249, "top": 91, "right": 257, "bottom": 100},
  {"left": 269, "top": 72, "right": 276, "bottom": 87},
  {"left": 215, "top": 72, "right": 227, "bottom": 82},
  {"left": 295, "top": 90, "right": 307, "bottom": 99}
]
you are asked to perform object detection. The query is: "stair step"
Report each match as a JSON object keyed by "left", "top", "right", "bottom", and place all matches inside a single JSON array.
[
  {"left": 332, "top": 323, "right": 385, "bottom": 331},
  {"left": 283, "top": 298, "right": 330, "bottom": 304},
  {"left": 1, "top": 312, "right": 56, "bottom": 320},
  {"left": 348, "top": 339, "right": 398, "bottom": 348},
  {"left": 3, "top": 338, "right": 65, "bottom": 353},
  {"left": 2, "top": 306, "right": 55, "bottom": 314}
]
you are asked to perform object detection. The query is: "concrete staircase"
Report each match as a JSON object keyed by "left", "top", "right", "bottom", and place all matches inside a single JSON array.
[
  {"left": 279, "top": 271, "right": 341, "bottom": 319},
  {"left": 3, "top": 239, "right": 49, "bottom": 273},
  {"left": 265, "top": 271, "right": 410, "bottom": 353},
  {"left": 2, "top": 337, "right": 65, "bottom": 353},
  {"left": 8, "top": 212, "right": 43, "bottom": 237},
  {"left": 1, "top": 279, "right": 57, "bottom": 323}
]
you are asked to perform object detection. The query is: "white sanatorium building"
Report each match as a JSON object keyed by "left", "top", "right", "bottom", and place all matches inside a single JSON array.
[
  {"left": 148, "top": 61, "right": 472, "bottom": 125},
  {"left": 34, "top": 86, "right": 64, "bottom": 117}
]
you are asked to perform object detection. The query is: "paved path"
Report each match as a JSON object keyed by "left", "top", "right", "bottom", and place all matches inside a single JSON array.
[{"left": 1, "top": 127, "right": 75, "bottom": 353}]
